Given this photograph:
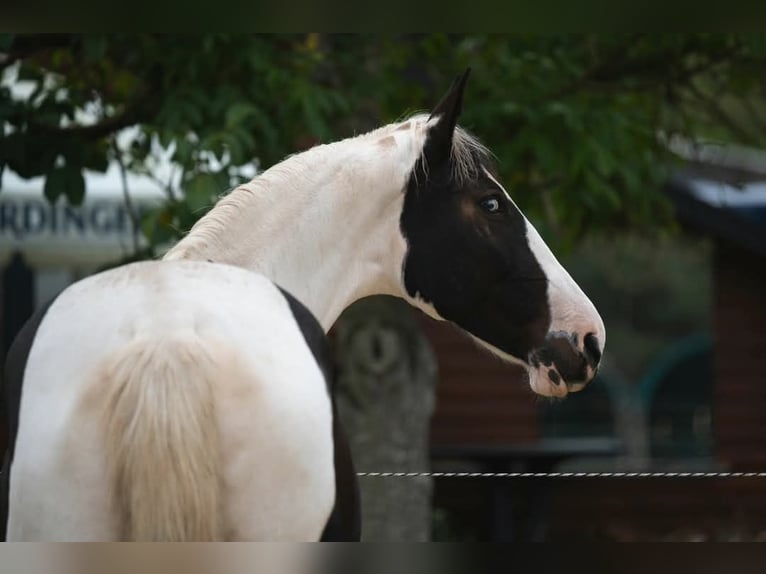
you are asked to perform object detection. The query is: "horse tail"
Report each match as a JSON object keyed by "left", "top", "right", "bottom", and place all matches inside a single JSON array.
[{"left": 100, "top": 336, "right": 222, "bottom": 541}]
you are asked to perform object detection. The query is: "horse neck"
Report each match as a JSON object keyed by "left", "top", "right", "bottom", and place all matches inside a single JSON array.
[{"left": 164, "top": 137, "right": 415, "bottom": 331}]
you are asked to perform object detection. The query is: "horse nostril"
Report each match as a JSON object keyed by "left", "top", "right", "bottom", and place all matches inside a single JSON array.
[{"left": 583, "top": 333, "right": 602, "bottom": 368}]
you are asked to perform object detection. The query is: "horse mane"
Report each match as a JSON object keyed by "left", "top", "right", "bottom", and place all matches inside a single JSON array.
[
  {"left": 369, "top": 113, "right": 493, "bottom": 184},
  {"left": 165, "top": 114, "right": 492, "bottom": 261},
  {"left": 448, "top": 124, "right": 493, "bottom": 183}
]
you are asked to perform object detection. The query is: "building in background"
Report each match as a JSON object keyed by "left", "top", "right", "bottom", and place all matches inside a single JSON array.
[{"left": 0, "top": 167, "right": 164, "bottom": 355}]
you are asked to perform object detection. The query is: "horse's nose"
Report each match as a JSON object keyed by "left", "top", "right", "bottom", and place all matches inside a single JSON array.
[
  {"left": 583, "top": 332, "right": 602, "bottom": 370},
  {"left": 532, "top": 330, "right": 602, "bottom": 390}
]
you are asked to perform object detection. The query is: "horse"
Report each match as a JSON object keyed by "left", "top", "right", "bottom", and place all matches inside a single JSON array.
[{"left": 1, "top": 70, "right": 605, "bottom": 541}]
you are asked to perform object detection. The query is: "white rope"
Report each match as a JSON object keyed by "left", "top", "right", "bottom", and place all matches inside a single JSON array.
[{"left": 357, "top": 472, "right": 766, "bottom": 478}]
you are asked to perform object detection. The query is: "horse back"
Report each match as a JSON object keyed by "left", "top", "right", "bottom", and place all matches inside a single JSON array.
[{"left": 3, "top": 260, "right": 357, "bottom": 540}]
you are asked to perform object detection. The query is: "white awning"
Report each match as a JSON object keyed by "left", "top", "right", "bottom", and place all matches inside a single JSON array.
[{"left": 0, "top": 166, "right": 166, "bottom": 267}]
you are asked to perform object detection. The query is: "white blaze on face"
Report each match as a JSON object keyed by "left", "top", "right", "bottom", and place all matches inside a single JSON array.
[{"left": 483, "top": 168, "right": 606, "bottom": 397}]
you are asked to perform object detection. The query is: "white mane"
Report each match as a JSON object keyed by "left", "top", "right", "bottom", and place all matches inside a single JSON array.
[
  {"left": 365, "top": 113, "right": 492, "bottom": 184},
  {"left": 165, "top": 114, "right": 491, "bottom": 262}
]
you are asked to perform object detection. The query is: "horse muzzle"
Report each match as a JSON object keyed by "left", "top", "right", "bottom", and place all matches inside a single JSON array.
[{"left": 527, "top": 330, "right": 603, "bottom": 397}]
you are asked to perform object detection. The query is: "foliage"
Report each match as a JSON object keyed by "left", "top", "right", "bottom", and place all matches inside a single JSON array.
[
  {"left": 2, "top": 34, "right": 766, "bottom": 253},
  {"left": 563, "top": 232, "right": 712, "bottom": 381}
]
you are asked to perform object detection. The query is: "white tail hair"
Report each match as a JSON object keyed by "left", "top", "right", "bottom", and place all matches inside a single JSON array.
[{"left": 100, "top": 336, "right": 222, "bottom": 541}]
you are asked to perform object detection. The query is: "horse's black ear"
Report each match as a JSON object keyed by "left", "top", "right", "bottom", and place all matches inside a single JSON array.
[{"left": 424, "top": 68, "right": 471, "bottom": 168}]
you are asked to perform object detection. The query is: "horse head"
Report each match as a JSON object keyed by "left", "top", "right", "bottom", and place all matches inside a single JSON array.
[{"left": 399, "top": 70, "right": 605, "bottom": 397}]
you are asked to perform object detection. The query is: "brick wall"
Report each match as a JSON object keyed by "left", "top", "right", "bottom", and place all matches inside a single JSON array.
[
  {"left": 417, "top": 313, "right": 540, "bottom": 446},
  {"left": 544, "top": 239, "right": 766, "bottom": 540},
  {"left": 546, "top": 478, "right": 766, "bottom": 541},
  {"left": 713, "top": 240, "right": 766, "bottom": 470}
]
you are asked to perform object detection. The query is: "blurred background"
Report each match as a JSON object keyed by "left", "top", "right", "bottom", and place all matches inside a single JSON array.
[{"left": 1, "top": 34, "right": 765, "bottom": 541}]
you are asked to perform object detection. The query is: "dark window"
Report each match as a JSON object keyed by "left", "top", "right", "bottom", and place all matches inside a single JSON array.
[{"left": 643, "top": 334, "right": 713, "bottom": 458}]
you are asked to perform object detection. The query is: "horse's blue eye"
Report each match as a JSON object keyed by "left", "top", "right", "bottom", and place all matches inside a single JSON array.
[{"left": 479, "top": 197, "right": 502, "bottom": 213}]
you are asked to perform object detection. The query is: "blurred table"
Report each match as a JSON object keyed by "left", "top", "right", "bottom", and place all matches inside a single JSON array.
[{"left": 431, "top": 437, "right": 621, "bottom": 541}]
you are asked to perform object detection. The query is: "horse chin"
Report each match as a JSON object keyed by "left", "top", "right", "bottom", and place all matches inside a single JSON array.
[
  {"left": 462, "top": 333, "right": 580, "bottom": 399},
  {"left": 527, "top": 366, "right": 570, "bottom": 398},
  {"left": 527, "top": 365, "right": 593, "bottom": 398}
]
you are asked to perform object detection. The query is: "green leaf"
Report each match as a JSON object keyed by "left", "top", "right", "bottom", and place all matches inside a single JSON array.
[
  {"left": 248, "top": 106, "right": 280, "bottom": 148},
  {"left": 301, "top": 93, "right": 329, "bottom": 140},
  {"left": 179, "top": 99, "right": 204, "bottom": 128},
  {"left": 81, "top": 36, "right": 107, "bottom": 62},
  {"left": 172, "top": 138, "right": 194, "bottom": 167},
  {"left": 81, "top": 143, "right": 110, "bottom": 173},
  {"left": 66, "top": 168, "right": 86, "bottom": 205},
  {"left": 44, "top": 168, "right": 65, "bottom": 203},
  {"left": 223, "top": 128, "right": 257, "bottom": 165},
  {"left": 141, "top": 207, "right": 177, "bottom": 247},
  {"left": 211, "top": 134, "right": 227, "bottom": 163},
  {"left": 110, "top": 70, "right": 140, "bottom": 99},
  {"left": 742, "top": 33, "right": 766, "bottom": 57},
  {"left": 225, "top": 102, "right": 259, "bottom": 130},
  {"left": 16, "top": 64, "right": 43, "bottom": 83},
  {"left": 158, "top": 129, "right": 175, "bottom": 150},
  {"left": 44, "top": 165, "right": 85, "bottom": 205},
  {"left": 140, "top": 208, "right": 160, "bottom": 242},
  {"left": 184, "top": 172, "right": 219, "bottom": 213}
]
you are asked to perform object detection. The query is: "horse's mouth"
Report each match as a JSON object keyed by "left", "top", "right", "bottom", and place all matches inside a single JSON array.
[
  {"left": 527, "top": 365, "right": 565, "bottom": 397},
  {"left": 526, "top": 331, "right": 598, "bottom": 397},
  {"left": 527, "top": 364, "right": 590, "bottom": 398}
]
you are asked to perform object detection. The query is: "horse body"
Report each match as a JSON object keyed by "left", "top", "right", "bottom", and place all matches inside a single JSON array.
[
  {"left": 7, "top": 261, "right": 334, "bottom": 540},
  {"left": 4, "top": 71, "right": 606, "bottom": 540}
]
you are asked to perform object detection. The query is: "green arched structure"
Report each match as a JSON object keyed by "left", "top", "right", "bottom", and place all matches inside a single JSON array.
[
  {"left": 639, "top": 333, "right": 713, "bottom": 457},
  {"left": 541, "top": 333, "right": 714, "bottom": 459}
]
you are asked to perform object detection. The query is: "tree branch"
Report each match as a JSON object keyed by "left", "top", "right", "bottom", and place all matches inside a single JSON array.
[
  {"left": 739, "top": 90, "right": 766, "bottom": 136},
  {"left": 132, "top": 164, "right": 177, "bottom": 203},
  {"left": 27, "top": 100, "right": 151, "bottom": 140},
  {"left": 686, "top": 80, "right": 763, "bottom": 147},
  {"left": 0, "top": 34, "right": 73, "bottom": 71},
  {"left": 111, "top": 137, "right": 141, "bottom": 254},
  {"left": 549, "top": 36, "right": 742, "bottom": 104}
]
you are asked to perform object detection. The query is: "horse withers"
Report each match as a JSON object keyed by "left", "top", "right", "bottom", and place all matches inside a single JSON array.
[{"left": 2, "top": 70, "right": 604, "bottom": 541}]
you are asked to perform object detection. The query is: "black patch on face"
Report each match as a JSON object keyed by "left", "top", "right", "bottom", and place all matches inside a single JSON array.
[
  {"left": 400, "top": 149, "right": 550, "bottom": 363},
  {"left": 276, "top": 286, "right": 361, "bottom": 542}
]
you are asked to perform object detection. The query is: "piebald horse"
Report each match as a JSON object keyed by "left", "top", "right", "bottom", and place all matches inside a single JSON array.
[{"left": 1, "top": 71, "right": 604, "bottom": 541}]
